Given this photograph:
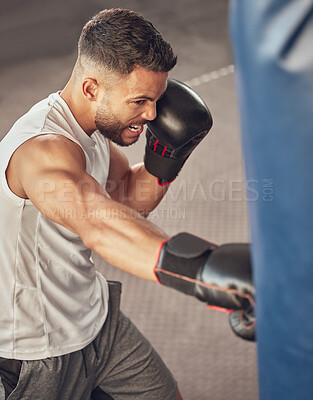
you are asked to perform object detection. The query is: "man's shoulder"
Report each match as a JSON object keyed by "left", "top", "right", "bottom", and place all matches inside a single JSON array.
[
  {"left": 1, "top": 92, "right": 81, "bottom": 152},
  {"left": 2, "top": 92, "right": 61, "bottom": 139}
]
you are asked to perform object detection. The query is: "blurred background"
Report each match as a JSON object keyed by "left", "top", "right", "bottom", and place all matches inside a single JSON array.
[{"left": 0, "top": 1, "right": 258, "bottom": 399}]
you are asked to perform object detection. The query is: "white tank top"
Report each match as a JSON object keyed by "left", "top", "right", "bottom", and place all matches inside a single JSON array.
[{"left": 0, "top": 92, "right": 110, "bottom": 360}]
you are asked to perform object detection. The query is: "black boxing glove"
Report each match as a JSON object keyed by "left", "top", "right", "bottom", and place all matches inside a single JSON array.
[
  {"left": 144, "top": 79, "right": 213, "bottom": 185},
  {"left": 154, "top": 232, "right": 255, "bottom": 341}
]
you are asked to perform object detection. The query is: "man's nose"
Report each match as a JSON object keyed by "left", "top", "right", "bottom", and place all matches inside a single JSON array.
[{"left": 141, "top": 102, "right": 157, "bottom": 121}]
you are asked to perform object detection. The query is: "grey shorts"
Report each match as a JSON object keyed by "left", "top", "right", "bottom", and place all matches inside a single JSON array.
[{"left": 0, "top": 281, "right": 178, "bottom": 400}]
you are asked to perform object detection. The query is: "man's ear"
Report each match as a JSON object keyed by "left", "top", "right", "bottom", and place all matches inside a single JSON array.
[{"left": 82, "top": 78, "right": 100, "bottom": 102}]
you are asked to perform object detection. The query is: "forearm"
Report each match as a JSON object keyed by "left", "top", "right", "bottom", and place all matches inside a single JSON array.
[
  {"left": 29, "top": 168, "right": 167, "bottom": 281},
  {"left": 79, "top": 194, "right": 168, "bottom": 280},
  {"left": 117, "top": 162, "right": 169, "bottom": 216}
]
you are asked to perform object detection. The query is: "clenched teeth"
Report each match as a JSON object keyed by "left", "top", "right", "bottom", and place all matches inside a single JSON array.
[{"left": 129, "top": 125, "right": 142, "bottom": 132}]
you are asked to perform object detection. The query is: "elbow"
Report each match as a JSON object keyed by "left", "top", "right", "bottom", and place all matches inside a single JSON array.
[
  {"left": 81, "top": 233, "right": 96, "bottom": 252},
  {"left": 76, "top": 220, "right": 101, "bottom": 253}
]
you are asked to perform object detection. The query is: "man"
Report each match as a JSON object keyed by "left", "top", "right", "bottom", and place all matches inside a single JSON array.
[{"left": 0, "top": 8, "right": 254, "bottom": 400}]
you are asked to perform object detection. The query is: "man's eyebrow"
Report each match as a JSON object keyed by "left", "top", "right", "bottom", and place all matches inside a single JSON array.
[
  {"left": 128, "top": 92, "right": 166, "bottom": 102},
  {"left": 129, "top": 95, "right": 155, "bottom": 101}
]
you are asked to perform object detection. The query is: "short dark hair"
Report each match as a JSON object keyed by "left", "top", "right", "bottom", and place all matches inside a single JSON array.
[{"left": 78, "top": 8, "right": 177, "bottom": 74}]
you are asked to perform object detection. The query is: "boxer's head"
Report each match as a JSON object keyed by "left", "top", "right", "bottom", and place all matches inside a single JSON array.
[
  {"left": 70, "top": 8, "right": 176, "bottom": 145},
  {"left": 78, "top": 8, "right": 177, "bottom": 76}
]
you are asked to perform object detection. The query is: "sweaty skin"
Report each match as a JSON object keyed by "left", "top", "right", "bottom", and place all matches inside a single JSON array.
[{"left": 6, "top": 67, "right": 170, "bottom": 281}]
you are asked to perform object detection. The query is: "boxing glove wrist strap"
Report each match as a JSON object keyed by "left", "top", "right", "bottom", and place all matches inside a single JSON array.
[
  {"left": 144, "top": 144, "right": 185, "bottom": 183},
  {"left": 154, "top": 232, "right": 217, "bottom": 295}
]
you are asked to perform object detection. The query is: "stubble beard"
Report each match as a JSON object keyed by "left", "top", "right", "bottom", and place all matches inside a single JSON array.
[
  {"left": 95, "top": 109, "right": 130, "bottom": 147},
  {"left": 95, "top": 99, "right": 146, "bottom": 147}
]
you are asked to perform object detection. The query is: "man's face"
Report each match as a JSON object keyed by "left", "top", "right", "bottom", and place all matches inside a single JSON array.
[{"left": 95, "top": 67, "right": 168, "bottom": 146}]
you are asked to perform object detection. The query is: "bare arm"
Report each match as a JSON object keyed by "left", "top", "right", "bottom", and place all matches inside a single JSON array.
[
  {"left": 107, "top": 142, "right": 168, "bottom": 216},
  {"left": 7, "top": 135, "right": 168, "bottom": 281}
]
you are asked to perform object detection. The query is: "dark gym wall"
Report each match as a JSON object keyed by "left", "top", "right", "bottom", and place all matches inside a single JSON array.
[
  {"left": 0, "top": 0, "right": 232, "bottom": 139},
  {"left": 0, "top": 0, "right": 87, "bottom": 68}
]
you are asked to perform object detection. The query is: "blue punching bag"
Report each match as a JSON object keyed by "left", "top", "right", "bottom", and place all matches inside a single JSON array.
[{"left": 230, "top": 1, "right": 313, "bottom": 399}]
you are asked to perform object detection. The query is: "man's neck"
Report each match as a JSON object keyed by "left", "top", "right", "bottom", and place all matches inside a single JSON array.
[{"left": 60, "top": 82, "right": 96, "bottom": 137}]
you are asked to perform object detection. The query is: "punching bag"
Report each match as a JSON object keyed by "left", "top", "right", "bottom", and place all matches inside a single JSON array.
[{"left": 230, "top": 1, "right": 313, "bottom": 399}]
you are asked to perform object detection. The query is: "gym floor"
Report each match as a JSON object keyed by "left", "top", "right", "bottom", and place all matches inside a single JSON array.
[{"left": 0, "top": 1, "right": 258, "bottom": 398}]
